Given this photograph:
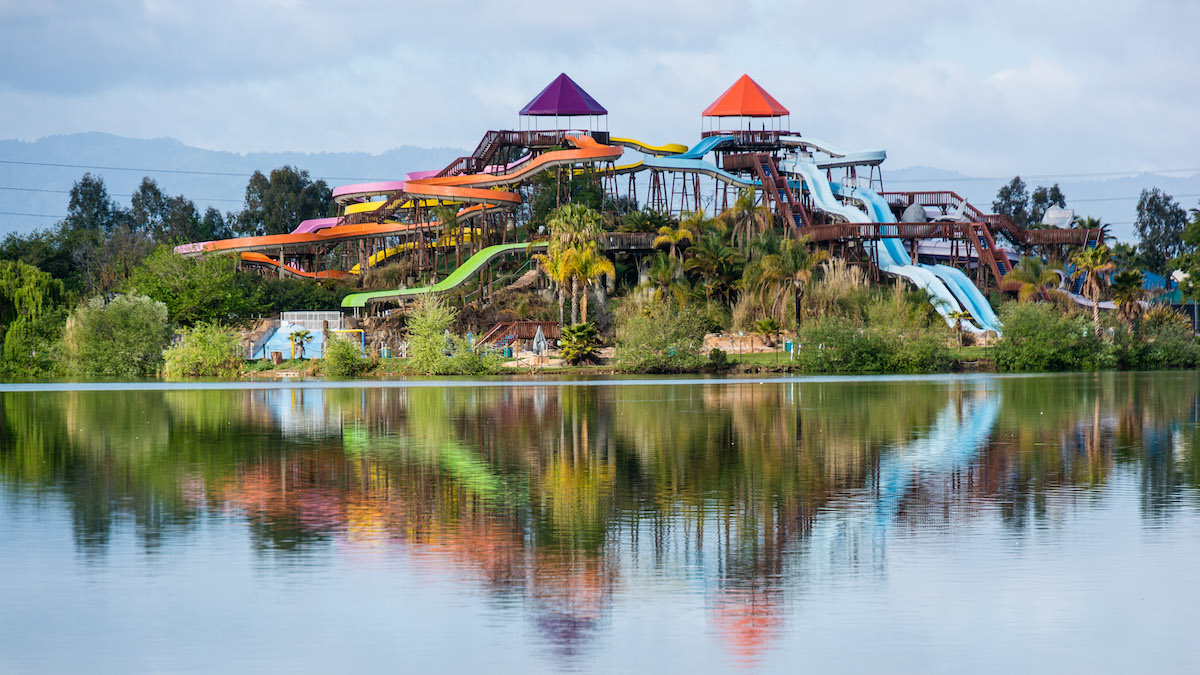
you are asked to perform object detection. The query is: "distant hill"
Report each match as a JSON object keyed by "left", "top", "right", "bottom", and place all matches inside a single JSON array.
[
  {"left": 0, "top": 133, "right": 466, "bottom": 236},
  {"left": 2, "top": 134, "right": 1197, "bottom": 244}
]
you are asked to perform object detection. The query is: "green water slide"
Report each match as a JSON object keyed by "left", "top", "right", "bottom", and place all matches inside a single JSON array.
[{"left": 341, "top": 241, "right": 546, "bottom": 308}]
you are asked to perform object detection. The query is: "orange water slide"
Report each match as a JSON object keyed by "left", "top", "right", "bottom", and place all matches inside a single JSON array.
[
  {"left": 176, "top": 136, "right": 620, "bottom": 259},
  {"left": 239, "top": 252, "right": 354, "bottom": 279}
]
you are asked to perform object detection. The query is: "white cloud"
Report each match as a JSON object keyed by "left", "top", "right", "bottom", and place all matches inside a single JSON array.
[{"left": 1, "top": 0, "right": 1197, "bottom": 180}]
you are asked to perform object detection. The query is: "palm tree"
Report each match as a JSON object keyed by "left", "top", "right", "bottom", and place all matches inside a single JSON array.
[
  {"left": 1110, "top": 268, "right": 1146, "bottom": 333},
  {"left": 533, "top": 250, "right": 569, "bottom": 325},
  {"left": 547, "top": 203, "right": 605, "bottom": 250},
  {"left": 637, "top": 253, "right": 690, "bottom": 306},
  {"left": 565, "top": 245, "right": 616, "bottom": 324},
  {"left": 744, "top": 236, "right": 829, "bottom": 326},
  {"left": 684, "top": 231, "right": 743, "bottom": 304},
  {"left": 1071, "top": 244, "right": 1116, "bottom": 336},
  {"left": 948, "top": 310, "right": 972, "bottom": 348},
  {"left": 653, "top": 223, "right": 694, "bottom": 260},
  {"left": 1072, "top": 215, "right": 1112, "bottom": 244},
  {"left": 719, "top": 188, "right": 772, "bottom": 256},
  {"left": 289, "top": 329, "right": 313, "bottom": 359},
  {"left": 1005, "top": 256, "right": 1062, "bottom": 302}
]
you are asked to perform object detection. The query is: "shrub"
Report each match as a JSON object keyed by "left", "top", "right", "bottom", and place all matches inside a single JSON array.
[
  {"left": 613, "top": 300, "right": 706, "bottom": 373},
  {"left": 1, "top": 306, "right": 68, "bottom": 379},
  {"left": 993, "top": 302, "right": 1105, "bottom": 372},
  {"left": 1142, "top": 323, "right": 1200, "bottom": 369},
  {"left": 560, "top": 323, "right": 601, "bottom": 365},
  {"left": 322, "top": 334, "right": 372, "bottom": 377},
  {"left": 707, "top": 347, "right": 730, "bottom": 371},
  {"left": 405, "top": 294, "right": 505, "bottom": 375},
  {"left": 63, "top": 294, "right": 171, "bottom": 378},
  {"left": 163, "top": 321, "right": 245, "bottom": 378},
  {"left": 794, "top": 317, "right": 949, "bottom": 373},
  {"left": 795, "top": 318, "right": 891, "bottom": 372}
]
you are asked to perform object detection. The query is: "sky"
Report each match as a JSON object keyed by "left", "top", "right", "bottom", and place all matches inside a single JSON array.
[{"left": 1, "top": 0, "right": 1198, "bottom": 190}]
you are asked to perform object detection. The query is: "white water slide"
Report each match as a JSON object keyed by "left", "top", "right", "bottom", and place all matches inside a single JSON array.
[{"left": 778, "top": 158, "right": 1001, "bottom": 334}]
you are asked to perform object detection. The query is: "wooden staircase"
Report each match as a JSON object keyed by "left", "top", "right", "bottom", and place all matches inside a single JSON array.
[
  {"left": 748, "top": 153, "right": 809, "bottom": 233},
  {"left": 962, "top": 222, "right": 1013, "bottom": 288}
]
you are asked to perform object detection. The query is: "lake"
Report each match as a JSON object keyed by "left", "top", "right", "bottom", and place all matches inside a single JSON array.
[{"left": 3, "top": 373, "right": 1200, "bottom": 673}]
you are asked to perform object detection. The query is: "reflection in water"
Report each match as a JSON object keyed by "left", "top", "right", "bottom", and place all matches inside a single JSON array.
[{"left": 3, "top": 373, "right": 1200, "bottom": 670}]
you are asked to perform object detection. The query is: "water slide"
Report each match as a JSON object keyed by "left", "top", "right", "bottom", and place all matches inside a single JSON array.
[
  {"left": 239, "top": 252, "right": 354, "bottom": 279},
  {"left": 176, "top": 135, "right": 621, "bottom": 259},
  {"left": 846, "top": 183, "right": 1001, "bottom": 332},
  {"left": 341, "top": 242, "right": 547, "bottom": 309},
  {"left": 608, "top": 137, "right": 688, "bottom": 157},
  {"left": 780, "top": 159, "right": 991, "bottom": 333}
]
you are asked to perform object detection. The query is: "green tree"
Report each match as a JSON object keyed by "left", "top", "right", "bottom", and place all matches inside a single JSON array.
[
  {"left": 322, "top": 334, "right": 371, "bottom": 377},
  {"left": 125, "top": 246, "right": 262, "bottom": 327},
  {"left": 613, "top": 300, "right": 706, "bottom": 373},
  {"left": 993, "top": 176, "right": 1030, "bottom": 229},
  {"left": 564, "top": 246, "right": 615, "bottom": 324},
  {"left": 1029, "top": 184, "right": 1066, "bottom": 226},
  {"left": 742, "top": 235, "right": 828, "bottom": 326},
  {"left": 1006, "top": 256, "right": 1061, "bottom": 302},
  {"left": 289, "top": 329, "right": 313, "bottom": 358},
  {"left": 1110, "top": 268, "right": 1146, "bottom": 333},
  {"left": 637, "top": 253, "right": 690, "bottom": 307},
  {"left": 684, "top": 229, "right": 743, "bottom": 305},
  {"left": 63, "top": 294, "right": 170, "bottom": 378},
  {"left": 720, "top": 188, "right": 772, "bottom": 256},
  {"left": 0, "top": 260, "right": 66, "bottom": 379},
  {"left": 1070, "top": 244, "right": 1116, "bottom": 337},
  {"left": 1135, "top": 188, "right": 1187, "bottom": 274},
  {"left": 234, "top": 166, "right": 332, "bottom": 237},
  {"left": 1170, "top": 206, "right": 1200, "bottom": 301},
  {"left": 163, "top": 322, "right": 245, "bottom": 377}
]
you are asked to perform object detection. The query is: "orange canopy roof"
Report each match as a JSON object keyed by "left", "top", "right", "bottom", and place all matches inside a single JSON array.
[{"left": 701, "top": 75, "right": 789, "bottom": 118}]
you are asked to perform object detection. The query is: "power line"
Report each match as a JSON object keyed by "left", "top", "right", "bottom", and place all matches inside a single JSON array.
[
  {"left": 890, "top": 168, "right": 1200, "bottom": 184},
  {"left": 0, "top": 211, "right": 63, "bottom": 218},
  {"left": 0, "top": 158, "right": 386, "bottom": 183},
  {"left": 0, "top": 185, "right": 242, "bottom": 203}
]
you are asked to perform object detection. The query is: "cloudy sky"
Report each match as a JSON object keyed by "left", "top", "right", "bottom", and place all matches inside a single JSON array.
[{"left": 1, "top": 0, "right": 1197, "bottom": 178}]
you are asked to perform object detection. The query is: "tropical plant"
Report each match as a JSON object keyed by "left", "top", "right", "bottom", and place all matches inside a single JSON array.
[
  {"left": 1071, "top": 244, "right": 1116, "bottom": 337},
  {"left": 719, "top": 188, "right": 773, "bottom": 255},
  {"left": 753, "top": 317, "right": 783, "bottom": 346},
  {"left": 619, "top": 209, "right": 673, "bottom": 234},
  {"left": 289, "top": 328, "right": 313, "bottom": 358},
  {"left": 564, "top": 246, "right": 615, "bottom": 324},
  {"left": 1110, "top": 268, "right": 1146, "bottom": 333},
  {"left": 1005, "top": 256, "right": 1062, "bottom": 303},
  {"left": 947, "top": 309, "right": 973, "bottom": 348},
  {"left": 653, "top": 222, "right": 694, "bottom": 260},
  {"left": 743, "top": 235, "right": 829, "bottom": 326},
  {"left": 637, "top": 253, "right": 690, "bottom": 307},
  {"left": 560, "top": 323, "right": 601, "bottom": 365},
  {"left": 533, "top": 249, "right": 569, "bottom": 325},
  {"left": 684, "top": 230, "right": 743, "bottom": 305}
]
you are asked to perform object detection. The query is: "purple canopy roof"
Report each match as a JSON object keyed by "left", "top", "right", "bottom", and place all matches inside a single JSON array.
[{"left": 519, "top": 73, "right": 607, "bottom": 116}]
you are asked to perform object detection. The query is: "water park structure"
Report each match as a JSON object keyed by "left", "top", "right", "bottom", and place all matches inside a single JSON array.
[{"left": 174, "top": 73, "right": 1105, "bottom": 334}]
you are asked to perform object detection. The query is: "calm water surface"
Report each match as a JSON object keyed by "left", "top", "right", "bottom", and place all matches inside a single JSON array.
[{"left": 3, "top": 373, "right": 1200, "bottom": 673}]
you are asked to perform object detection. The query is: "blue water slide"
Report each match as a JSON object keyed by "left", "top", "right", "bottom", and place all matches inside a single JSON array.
[
  {"left": 780, "top": 159, "right": 984, "bottom": 332},
  {"left": 846, "top": 185, "right": 1001, "bottom": 333}
]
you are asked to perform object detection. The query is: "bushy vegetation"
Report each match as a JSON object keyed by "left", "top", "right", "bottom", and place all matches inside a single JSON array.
[
  {"left": 993, "top": 302, "right": 1105, "bottom": 372},
  {"left": 163, "top": 322, "right": 245, "bottom": 378},
  {"left": 560, "top": 323, "right": 601, "bottom": 365},
  {"left": 795, "top": 317, "right": 949, "bottom": 373},
  {"left": 613, "top": 301, "right": 707, "bottom": 373},
  {"left": 406, "top": 295, "right": 504, "bottom": 375},
  {"left": 63, "top": 294, "right": 171, "bottom": 378},
  {"left": 322, "top": 334, "right": 373, "bottom": 377}
]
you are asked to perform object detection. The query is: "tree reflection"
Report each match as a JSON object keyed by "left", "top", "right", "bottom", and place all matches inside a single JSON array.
[{"left": 2, "top": 372, "right": 1200, "bottom": 666}]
